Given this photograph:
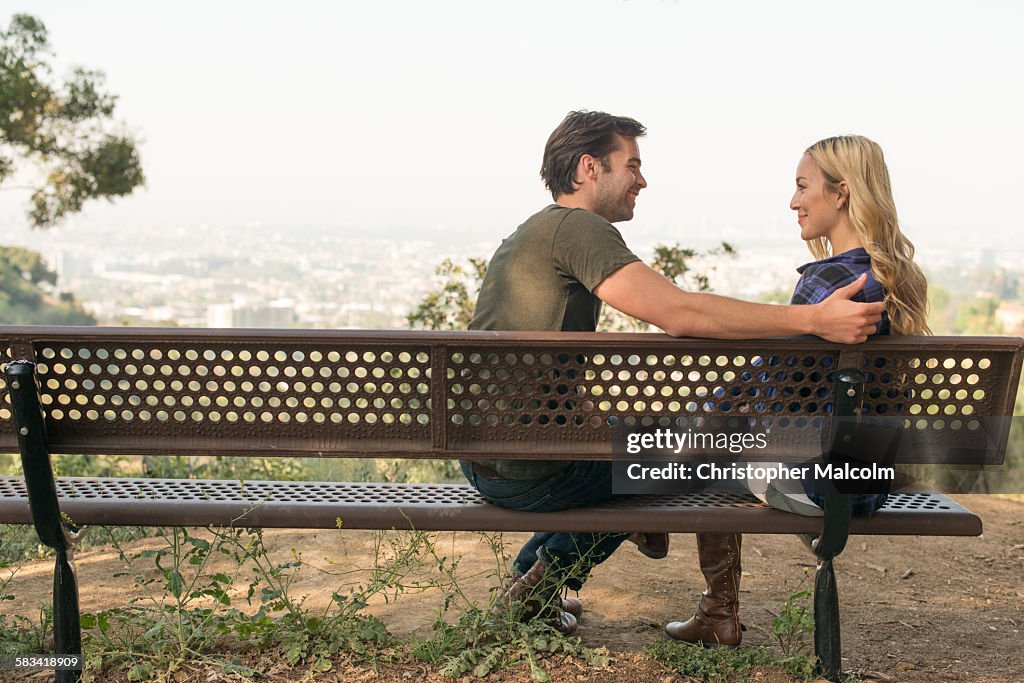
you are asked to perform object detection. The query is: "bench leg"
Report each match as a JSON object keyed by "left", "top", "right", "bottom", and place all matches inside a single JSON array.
[
  {"left": 808, "top": 366, "right": 861, "bottom": 682},
  {"left": 5, "top": 361, "right": 83, "bottom": 680},
  {"left": 53, "top": 548, "right": 83, "bottom": 683},
  {"left": 814, "top": 557, "right": 841, "bottom": 682}
]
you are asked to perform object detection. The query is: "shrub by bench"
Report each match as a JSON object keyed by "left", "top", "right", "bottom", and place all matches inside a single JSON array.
[{"left": 1, "top": 325, "right": 1021, "bottom": 682}]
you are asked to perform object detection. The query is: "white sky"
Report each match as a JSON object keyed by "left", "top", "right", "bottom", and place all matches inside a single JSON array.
[{"left": 1, "top": 0, "right": 1021, "bottom": 246}]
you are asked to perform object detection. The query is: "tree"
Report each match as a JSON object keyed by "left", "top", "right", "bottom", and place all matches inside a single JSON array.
[
  {"left": 406, "top": 257, "right": 488, "bottom": 331},
  {"left": 599, "top": 241, "right": 736, "bottom": 332},
  {"left": 0, "top": 245, "right": 95, "bottom": 324},
  {"left": 1, "top": 13, "right": 144, "bottom": 228}
]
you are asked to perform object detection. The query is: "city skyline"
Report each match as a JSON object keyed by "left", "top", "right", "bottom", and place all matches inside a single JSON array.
[{"left": 5, "top": 211, "right": 1019, "bottom": 332}]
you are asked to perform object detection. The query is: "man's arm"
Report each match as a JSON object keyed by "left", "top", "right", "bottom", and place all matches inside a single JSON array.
[{"left": 593, "top": 262, "right": 884, "bottom": 343}]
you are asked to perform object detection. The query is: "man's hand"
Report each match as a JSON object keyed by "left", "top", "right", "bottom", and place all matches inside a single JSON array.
[{"left": 810, "top": 274, "right": 886, "bottom": 343}]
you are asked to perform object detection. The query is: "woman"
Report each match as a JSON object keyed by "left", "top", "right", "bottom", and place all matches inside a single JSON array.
[{"left": 666, "top": 135, "right": 930, "bottom": 647}]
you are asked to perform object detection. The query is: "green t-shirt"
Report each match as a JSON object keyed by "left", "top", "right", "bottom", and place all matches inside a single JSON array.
[{"left": 468, "top": 205, "right": 640, "bottom": 479}]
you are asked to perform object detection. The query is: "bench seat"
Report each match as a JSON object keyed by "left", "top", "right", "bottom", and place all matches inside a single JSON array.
[{"left": 0, "top": 476, "right": 981, "bottom": 535}]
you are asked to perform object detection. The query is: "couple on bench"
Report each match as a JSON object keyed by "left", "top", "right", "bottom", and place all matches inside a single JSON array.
[{"left": 458, "top": 110, "right": 929, "bottom": 641}]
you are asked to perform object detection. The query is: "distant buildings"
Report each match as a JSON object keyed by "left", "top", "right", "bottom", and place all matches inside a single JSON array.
[
  {"left": 207, "top": 298, "right": 297, "bottom": 328},
  {"left": 995, "top": 302, "right": 1024, "bottom": 334},
  {"left": 5, "top": 219, "right": 1023, "bottom": 332}
]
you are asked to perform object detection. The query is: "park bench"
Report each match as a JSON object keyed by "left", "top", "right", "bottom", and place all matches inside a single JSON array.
[{"left": 1, "top": 325, "right": 1021, "bottom": 682}]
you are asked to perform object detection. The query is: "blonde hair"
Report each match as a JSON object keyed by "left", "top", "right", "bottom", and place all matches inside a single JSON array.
[{"left": 804, "top": 136, "right": 931, "bottom": 335}]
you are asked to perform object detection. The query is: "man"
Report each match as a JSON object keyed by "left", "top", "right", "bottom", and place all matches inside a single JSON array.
[{"left": 461, "top": 111, "right": 884, "bottom": 637}]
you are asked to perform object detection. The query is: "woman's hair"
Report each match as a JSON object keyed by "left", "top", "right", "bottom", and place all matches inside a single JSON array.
[{"left": 804, "top": 136, "right": 931, "bottom": 335}]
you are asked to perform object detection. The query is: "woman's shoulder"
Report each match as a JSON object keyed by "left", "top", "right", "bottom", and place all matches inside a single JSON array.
[
  {"left": 792, "top": 248, "right": 883, "bottom": 304},
  {"left": 796, "top": 247, "right": 871, "bottom": 277}
]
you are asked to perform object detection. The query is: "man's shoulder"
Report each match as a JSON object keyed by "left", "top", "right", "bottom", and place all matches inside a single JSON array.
[
  {"left": 522, "top": 204, "right": 611, "bottom": 230},
  {"left": 511, "top": 205, "right": 625, "bottom": 251}
]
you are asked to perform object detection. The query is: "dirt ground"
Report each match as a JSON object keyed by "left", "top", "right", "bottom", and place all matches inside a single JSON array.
[{"left": 2, "top": 494, "right": 1022, "bottom": 682}]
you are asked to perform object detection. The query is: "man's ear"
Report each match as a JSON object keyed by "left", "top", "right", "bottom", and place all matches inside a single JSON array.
[{"left": 578, "top": 153, "right": 600, "bottom": 182}]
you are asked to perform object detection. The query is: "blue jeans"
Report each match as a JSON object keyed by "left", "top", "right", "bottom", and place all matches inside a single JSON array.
[{"left": 460, "top": 460, "right": 630, "bottom": 591}]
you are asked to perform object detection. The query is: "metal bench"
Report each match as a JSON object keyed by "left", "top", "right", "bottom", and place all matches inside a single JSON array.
[{"left": 2, "top": 326, "right": 1021, "bottom": 682}]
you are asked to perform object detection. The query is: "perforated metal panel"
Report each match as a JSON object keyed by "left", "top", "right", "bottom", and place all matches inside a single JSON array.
[
  {"left": 0, "top": 328, "right": 1021, "bottom": 461},
  {"left": 22, "top": 340, "right": 435, "bottom": 456},
  {"left": 857, "top": 348, "right": 1021, "bottom": 463},
  {"left": 446, "top": 347, "right": 839, "bottom": 456},
  {"left": 0, "top": 476, "right": 982, "bottom": 535}
]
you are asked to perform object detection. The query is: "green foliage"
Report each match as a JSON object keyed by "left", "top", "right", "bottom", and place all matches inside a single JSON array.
[
  {"left": 407, "top": 257, "right": 488, "bottom": 331},
  {"left": 80, "top": 525, "right": 400, "bottom": 680},
  {"left": 651, "top": 241, "right": 736, "bottom": 291},
  {"left": 0, "top": 522, "right": 51, "bottom": 565},
  {"left": 648, "top": 639, "right": 816, "bottom": 682},
  {"left": 953, "top": 295, "right": 1004, "bottom": 335},
  {"left": 0, "top": 246, "right": 96, "bottom": 324},
  {"left": 760, "top": 288, "right": 790, "bottom": 304},
  {"left": 79, "top": 526, "right": 253, "bottom": 678},
  {"left": 601, "top": 241, "right": 737, "bottom": 332},
  {"left": 0, "top": 246, "right": 55, "bottom": 287},
  {"left": 137, "top": 453, "right": 313, "bottom": 482},
  {"left": 408, "top": 530, "right": 611, "bottom": 681},
  {"left": 648, "top": 580, "right": 817, "bottom": 681},
  {"left": 1, "top": 13, "right": 145, "bottom": 229},
  {"left": 0, "top": 533, "right": 54, "bottom": 657},
  {"left": 415, "top": 609, "right": 607, "bottom": 681},
  {"left": 927, "top": 284, "right": 954, "bottom": 334},
  {"left": 229, "top": 527, "right": 398, "bottom": 668},
  {"left": 771, "top": 582, "right": 815, "bottom": 660},
  {"left": 0, "top": 13, "right": 140, "bottom": 324}
]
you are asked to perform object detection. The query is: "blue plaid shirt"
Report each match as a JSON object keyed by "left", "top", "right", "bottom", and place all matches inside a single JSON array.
[
  {"left": 792, "top": 247, "right": 889, "bottom": 517},
  {"left": 791, "top": 248, "right": 890, "bottom": 335}
]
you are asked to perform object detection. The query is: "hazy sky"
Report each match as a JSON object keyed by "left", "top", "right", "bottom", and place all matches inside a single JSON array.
[{"left": 1, "top": 1, "right": 1021, "bottom": 246}]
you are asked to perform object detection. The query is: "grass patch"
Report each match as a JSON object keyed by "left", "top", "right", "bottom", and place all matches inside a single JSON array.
[
  {"left": 648, "top": 578, "right": 818, "bottom": 682},
  {"left": 78, "top": 525, "right": 404, "bottom": 681},
  {"left": 647, "top": 639, "right": 817, "bottom": 682}
]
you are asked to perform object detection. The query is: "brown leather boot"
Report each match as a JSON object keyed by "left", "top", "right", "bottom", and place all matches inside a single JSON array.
[
  {"left": 501, "top": 573, "right": 583, "bottom": 619},
  {"left": 498, "top": 559, "right": 578, "bottom": 635},
  {"left": 665, "top": 533, "right": 743, "bottom": 647}
]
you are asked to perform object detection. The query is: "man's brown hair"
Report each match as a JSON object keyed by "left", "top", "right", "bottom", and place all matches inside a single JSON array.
[{"left": 540, "top": 110, "right": 646, "bottom": 200}]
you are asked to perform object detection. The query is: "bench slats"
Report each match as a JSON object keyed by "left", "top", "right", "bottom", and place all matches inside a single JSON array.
[{"left": 0, "top": 476, "right": 981, "bottom": 536}]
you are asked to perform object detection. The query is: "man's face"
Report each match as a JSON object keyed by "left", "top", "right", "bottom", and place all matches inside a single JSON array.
[{"left": 592, "top": 135, "right": 647, "bottom": 223}]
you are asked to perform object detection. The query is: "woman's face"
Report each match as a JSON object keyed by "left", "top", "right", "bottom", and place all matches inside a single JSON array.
[{"left": 790, "top": 154, "right": 843, "bottom": 242}]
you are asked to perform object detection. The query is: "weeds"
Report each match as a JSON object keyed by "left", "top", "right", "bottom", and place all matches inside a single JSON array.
[
  {"left": 416, "top": 607, "right": 609, "bottom": 681},
  {"left": 772, "top": 574, "right": 815, "bottom": 659},
  {"left": 0, "top": 538, "right": 52, "bottom": 657},
  {"left": 80, "top": 526, "right": 257, "bottom": 680},
  {"left": 648, "top": 640, "right": 799, "bottom": 682},
  {"left": 648, "top": 580, "right": 818, "bottom": 682},
  {"left": 409, "top": 531, "right": 611, "bottom": 682},
  {"left": 78, "top": 524, "right": 420, "bottom": 680},
  {"left": 224, "top": 526, "right": 401, "bottom": 669}
]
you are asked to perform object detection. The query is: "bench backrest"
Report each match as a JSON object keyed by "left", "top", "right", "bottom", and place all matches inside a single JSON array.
[{"left": 1, "top": 327, "right": 1021, "bottom": 463}]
